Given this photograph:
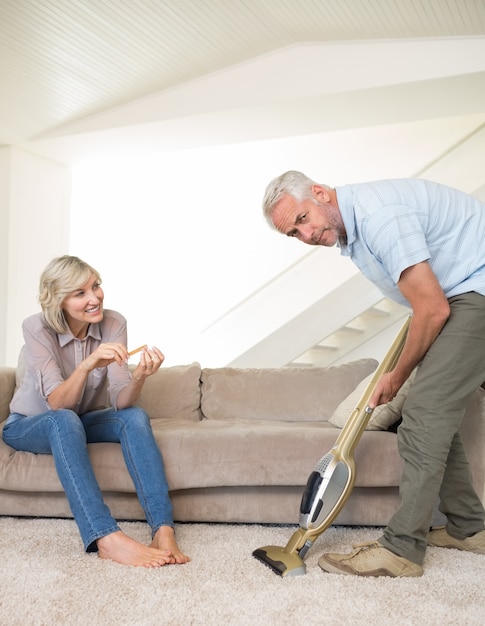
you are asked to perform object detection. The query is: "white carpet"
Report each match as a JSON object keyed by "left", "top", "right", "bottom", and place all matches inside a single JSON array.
[{"left": 1, "top": 517, "right": 484, "bottom": 625}]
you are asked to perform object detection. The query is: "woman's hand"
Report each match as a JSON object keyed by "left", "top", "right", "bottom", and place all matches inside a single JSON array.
[
  {"left": 82, "top": 342, "right": 129, "bottom": 372},
  {"left": 132, "top": 346, "right": 164, "bottom": 381},
  {"left": 113, "top": 345, "right": 165, "bottom": 409},
  {"left": 49, "top": 342, "right": 128, "bottom": 410}
]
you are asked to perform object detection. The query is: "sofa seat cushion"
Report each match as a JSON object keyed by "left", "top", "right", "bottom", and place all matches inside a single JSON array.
[
  {"left": 0, "top": 432, "right": 138, "bottom": 493},
  {"left": 154, "top": 419, "right": 402, "bottom": 490},
  {"left": 0, "top": 418, "right": 402, "bottom": 494},
  {"left": 200, "top": 359, "right": 378, "bottom": 422}
]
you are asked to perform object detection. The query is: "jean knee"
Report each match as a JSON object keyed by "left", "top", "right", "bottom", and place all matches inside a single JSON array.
[
  {"left": 114, "top": 409, "right": 152, "bottom": 443},
  {"left": 47, "top": 409, "right": 85, "bottom": 439},
  {"left": 121, "top": 407, "right": 151, "bottom": 430}
]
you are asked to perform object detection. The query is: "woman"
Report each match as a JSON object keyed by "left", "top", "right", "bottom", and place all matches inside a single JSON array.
[{"left": 3, "top": 255, "right": 189, "bottom": 568}]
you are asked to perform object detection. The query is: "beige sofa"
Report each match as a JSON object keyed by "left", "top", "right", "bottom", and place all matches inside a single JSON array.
[{"left": 1, "top": 358, "right": 484, "bottom": 527}]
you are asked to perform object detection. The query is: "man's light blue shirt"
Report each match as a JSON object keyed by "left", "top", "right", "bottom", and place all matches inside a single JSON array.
[{"left": 336, "top": 179, "right": 485, "bottom": 308}]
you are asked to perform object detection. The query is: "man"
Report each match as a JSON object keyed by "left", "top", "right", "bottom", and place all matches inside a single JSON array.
[{"left": 262, "top": 171, "right": 485, "bottom": 577}]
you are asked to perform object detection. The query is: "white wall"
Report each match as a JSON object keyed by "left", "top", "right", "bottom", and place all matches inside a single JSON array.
[
  {"left": 70, "top": 141, "right": 307, "bottom": 366},
  {"left": 0, "top": 146, "right": 70, "bottom": 366},
  {"left": 2, "top": 112, "right": 484, "bottom": 368},
  {"left": 69, "top": 113, "right": 485, "bottom": 367}
]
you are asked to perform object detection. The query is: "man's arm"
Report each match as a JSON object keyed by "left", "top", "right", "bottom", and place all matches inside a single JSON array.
[{"left": 369, "top": 261, "right": 450, "bottom": 407}]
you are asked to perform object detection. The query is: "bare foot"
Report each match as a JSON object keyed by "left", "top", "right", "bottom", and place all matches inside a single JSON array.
[
  {"left": 97, "top": 530, "right": 173, "bottom": 568},
  {"left": 150, "top": 526, "right": 190, "bottom": 564}
]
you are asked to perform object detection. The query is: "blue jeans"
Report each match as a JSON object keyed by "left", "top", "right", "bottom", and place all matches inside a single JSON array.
[{"left": 2, "top": 406, "right": 174, "bottom": 552}]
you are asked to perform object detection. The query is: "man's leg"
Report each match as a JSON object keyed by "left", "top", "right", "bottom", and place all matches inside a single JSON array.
[
  {"left": 380, "top": 293, "right": 485, "bottom": 564},
  {"left": 319, "top": 293, "right": 485, "bottom": 576}
]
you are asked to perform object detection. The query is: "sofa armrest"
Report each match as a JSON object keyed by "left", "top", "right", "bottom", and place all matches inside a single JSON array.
[{"left": 0, "top": 367, "right": 16, "bottom": 424}]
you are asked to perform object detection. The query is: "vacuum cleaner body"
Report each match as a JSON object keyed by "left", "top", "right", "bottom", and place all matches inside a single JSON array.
[
  {"left": 300, "top": 449, "right": 354, "bottom": 530},
  {"left": 253, "top": 316, "right": 411, "bottom": 576}
]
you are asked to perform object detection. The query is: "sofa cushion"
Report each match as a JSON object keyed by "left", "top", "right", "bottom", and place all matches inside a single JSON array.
[
  {"left": 134, "top": 362, "right": 202, "bottom": 421},
  {"left": 328, "top": 368, "right": 416, "bottom": 430},
  {"left": 152, "top": 419, "right": 403, "bottom": 490},
  {"left": 200, "top": 359, "right": 378, "bottom": 422},
  {"left": 0, "top": 418, "right": 402, "bottom": 493}
]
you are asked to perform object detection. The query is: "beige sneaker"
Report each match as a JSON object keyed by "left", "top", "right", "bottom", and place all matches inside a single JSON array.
[
  {"left": 427, "top": 526, "right": 485, "bottom": 555},
  {"left": 318, "top": 541, "right": 423, "bottom": 578}
]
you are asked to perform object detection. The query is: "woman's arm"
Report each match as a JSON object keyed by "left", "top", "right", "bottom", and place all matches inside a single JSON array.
[{"left": 48, "top": 342, "right": 129, "bottom": 410}]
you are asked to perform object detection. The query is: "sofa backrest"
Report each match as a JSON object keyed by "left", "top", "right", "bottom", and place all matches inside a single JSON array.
[
  {"left": 0, "top": 358, "right": 378, "bottom": 425},
  {"left": 135, "top": 362, "right": 202, "bottom": 421},
  {"left": 200, "top": 358, "right": 378, "bottom": 422}
]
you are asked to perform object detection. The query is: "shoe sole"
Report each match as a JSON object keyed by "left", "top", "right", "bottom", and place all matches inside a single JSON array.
[
  {"left": 428, "top": 529, "right": 485, "bottom": 555},
  {"left": 318, "top": 556, "right": 423, "bottom": 578},
  {"left": 428, "top": 540, "right": 485, "bottom": 554}
]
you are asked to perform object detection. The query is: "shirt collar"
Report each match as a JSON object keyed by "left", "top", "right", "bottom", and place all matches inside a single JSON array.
[
  {"left": 335, "top": 185, "right": 356, "bottom": 257},
  {"left": 58, "top": 322, "right": 102, "bottom": 347}
]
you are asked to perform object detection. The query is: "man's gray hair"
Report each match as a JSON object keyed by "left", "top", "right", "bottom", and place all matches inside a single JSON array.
[{"left": 262, "top": 170, "right": 330, "bottom": 228}]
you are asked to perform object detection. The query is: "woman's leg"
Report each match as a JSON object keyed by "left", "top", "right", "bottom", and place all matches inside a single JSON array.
[
  {"left": 81, "top": 406, "right": 173, "bottom": 531},
  {"left": 81, "top": 406, "right": 189, "bottom": 563},
  {"left": 3, "top": 410, "right": 178, "bottom": 567},
  {"left": 2, "top": 410, "right": 120, "bottom": 550}
]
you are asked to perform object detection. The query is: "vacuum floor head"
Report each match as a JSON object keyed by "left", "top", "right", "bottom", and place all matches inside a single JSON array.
[
  {"left": 252, "top": 546, "right": 306, "bottom": 577},
  {"left": 252, "top": 527, "right": 314, "bottom": 577}
]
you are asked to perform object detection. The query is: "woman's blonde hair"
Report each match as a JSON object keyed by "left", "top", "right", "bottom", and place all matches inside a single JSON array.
[{"left": 39, "top": 255, "right": 101, "bottom": 334}]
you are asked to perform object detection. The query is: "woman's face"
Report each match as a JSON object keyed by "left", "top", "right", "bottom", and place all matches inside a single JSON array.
[{"left": 61, "top": 274, "right": 104, "bottom": 337}]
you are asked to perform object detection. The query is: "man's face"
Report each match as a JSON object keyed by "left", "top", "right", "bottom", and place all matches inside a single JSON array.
[{"left": 270, "top": 186, "right": 343, "bottom": 247}]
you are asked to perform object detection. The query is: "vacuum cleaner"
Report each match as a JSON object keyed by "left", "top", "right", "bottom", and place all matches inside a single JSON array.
[{"left": 253, "top": 316, "right": 411, "bottom": 576}]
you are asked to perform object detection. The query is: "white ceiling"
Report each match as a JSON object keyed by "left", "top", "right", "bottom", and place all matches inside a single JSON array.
[{"left": 1, "top": 0, "right": 485, "bottom": 164}]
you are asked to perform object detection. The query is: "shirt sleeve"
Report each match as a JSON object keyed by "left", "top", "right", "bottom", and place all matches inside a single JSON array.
[{"left": 22, "top": 318, "right": 65, "bottom": 402}]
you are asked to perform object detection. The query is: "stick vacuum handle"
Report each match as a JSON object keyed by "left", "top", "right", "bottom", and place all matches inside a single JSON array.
[{"left": 334, "top": 315, "right": 411, "bottom": 456}]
